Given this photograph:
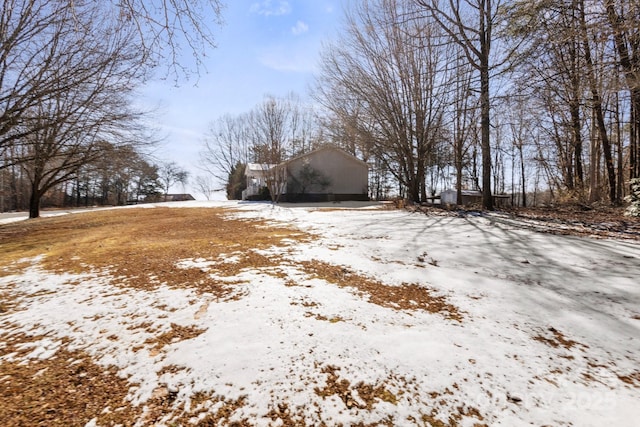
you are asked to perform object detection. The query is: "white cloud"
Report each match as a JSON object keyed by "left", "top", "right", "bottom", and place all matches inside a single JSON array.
[
  {"left": 249, "top": 0, "right": 292, "bottom": 17},
  {"left": 291, "top": 20, "right": 309, "bottom": 36},
  {"left": 258, "top": 44, "right": 318, "bottom": 73}
]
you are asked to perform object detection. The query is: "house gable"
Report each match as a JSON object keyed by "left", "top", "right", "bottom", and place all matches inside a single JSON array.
[{"left": 284, "top": 146, "right": 368, "bottom": 202}]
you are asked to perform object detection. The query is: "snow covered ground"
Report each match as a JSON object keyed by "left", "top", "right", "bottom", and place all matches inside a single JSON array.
[{"left": 1, "top": 200, "right": 639, "bottom": 426}]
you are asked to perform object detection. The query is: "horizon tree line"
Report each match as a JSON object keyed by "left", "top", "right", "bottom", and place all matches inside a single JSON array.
[{"left": 3, "top": 0, "right": 638, "bottom": 212}]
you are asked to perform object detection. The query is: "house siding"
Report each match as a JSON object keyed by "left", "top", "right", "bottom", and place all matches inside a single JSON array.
[{"left": 284, "top": 148, "right": 368, "bottom": 201}]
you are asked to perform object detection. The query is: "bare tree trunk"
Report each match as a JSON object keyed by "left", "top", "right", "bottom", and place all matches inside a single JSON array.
[
  {"left": 579, "top": 0, "right": 616, "bottom": 204},
  {"left": 570, "top": 99, "right": 584, "bottom": 188},
  {"left": 518, "top": 143, "right": 526, "bottom": 207},
  {"left": 480, "top": 57, "right": 494, "bottom": 209},
  {"left": 29, "top": 180, "right": 42, "bottom": 219},
  {"left": 605, "top": 0, "right": 640, "bottom": 181},
  {"left": 632, "top": 91, "right": 640, "bottom": 180},
  {"left": 589, "top": 108, "right": 600, "bottom": 202},
  {"left": 615, "top": 91, "right": 624, "bottom": 201}
]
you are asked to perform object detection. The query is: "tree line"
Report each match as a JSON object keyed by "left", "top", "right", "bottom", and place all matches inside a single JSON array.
[
  {"left": 203, "top": 0, "right": 638, "bottom": 209},
  {"left": 199, "top": 93, "right": 326, "bottom": 201},
  {"left": 0, "top": 0, "right": 221, "bottom": 217},
  {"left": 5, "top": 1, "right": 637, "bottom": 213},
  {"left": 310, "top": 0, "right": 640, "bottom": 209}
]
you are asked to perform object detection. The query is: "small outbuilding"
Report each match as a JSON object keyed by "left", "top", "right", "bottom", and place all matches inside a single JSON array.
[
  {"left": 440, "top": 189, "right": 513, "bottom": 207},
  {"left": 440, "top": 189, "right": 483, "bottom": 206}
]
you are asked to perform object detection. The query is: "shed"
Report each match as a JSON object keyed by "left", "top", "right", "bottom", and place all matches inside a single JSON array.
[{"left": 440, "top": 189, "right": 483, "bottom": 206}]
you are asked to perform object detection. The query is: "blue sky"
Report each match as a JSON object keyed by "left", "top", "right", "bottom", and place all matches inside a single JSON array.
[{"left": 143, "top": 0, "right": 343, "bottom": 195}]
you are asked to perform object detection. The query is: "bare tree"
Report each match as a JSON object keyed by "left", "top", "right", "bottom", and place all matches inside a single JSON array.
[
  {"left": 159, "top": 161, "right": 189, "bottom": 200},
  {"left": 1, "top": 0, "right": 224, "bottom": 161},
  {"left": 194, "top": 174, "right": 218, "bottom": 200},
  {"left": 577, "top": 0, "right": 617, "bottom": 204},
  {"left": 250, "top": 95, "right": 292, "bottom": 202},
  {"left": 200, "top": 113, "right": 252, "bottom": 186},
  {"left": 113, "top": 0, "right": 224, "bottom": 79},
  {"left": 285, "top": 93, "right": 320, "bottom": 157},
  {"left": 504, "top": 0, "right": 634, "bottom": 206},
  {"left": 13, "top": 3, "right": 150, "bottom": 218},
  {"left": 605, "top": 0, "right": 640, "bottom": 182},
  {"left": 1, "top": 0, "right": 79, "bottom": 160},
  {"left": 447, "top": 50, "right": 479, "bottom": 204},
  {"left": 414, "top": 0, "right": 523, "bottom": 209},
  {"left": 315, "top": 0, "right": 451, "bottom": 203},
  {"left": 524, "top": 0, "right": 586, "bottom": 194}
]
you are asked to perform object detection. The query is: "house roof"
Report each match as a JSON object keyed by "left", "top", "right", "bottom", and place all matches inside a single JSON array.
[
  {"left": 283, "top": 146, "right": 368, "bottom": 168},
  {"left": 441, "top": 189, "right": 482, "bottom": 196},
  {"left": 164, "top": 194, "right": 196, "bottom": 201},
  {"left": 245, "top": 163, "right": 276, "bottom": 175},
  {"left": 245, "top": 147, "right": 367, "bottom": 175}
]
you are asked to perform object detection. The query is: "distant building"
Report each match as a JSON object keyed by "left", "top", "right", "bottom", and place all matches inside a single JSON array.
[
  {"left": 440, "top": 189, "right": 511, "bottom": 207},
  {"left": 164, "top": 194, "right": 195, "bottom": 202},
  {"left": 440, "top": 189, "right": 482, "bottom": 206}
]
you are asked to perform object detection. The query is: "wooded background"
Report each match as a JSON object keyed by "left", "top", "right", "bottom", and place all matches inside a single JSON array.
[{"left": 2, "top": 0, "right": 639, "bottom": 214}]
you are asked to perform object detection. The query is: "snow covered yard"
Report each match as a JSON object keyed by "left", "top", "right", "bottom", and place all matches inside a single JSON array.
[{"left": 1, "top": 201, "right": 639, "bottom": 426}]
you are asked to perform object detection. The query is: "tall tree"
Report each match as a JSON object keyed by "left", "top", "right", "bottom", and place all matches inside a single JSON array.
[
  {"left": 250, "top": 95, "right": 292, "bottom": 202},
  {"left": 448, "top": 51, "right": 479, "bottom": 204},
  {"left": 14, "top": 2, "right": 149, "bottom": 218},
  {"left": 414, "top": 0, "right": 523, "bottom": 209},
  {"left": 414, "top": 0, "right": 492, "bottom": 208},
  {"left": 200, "top": 113, "right": 252, "bottom": 185},
  {"left": 578, "top": 0, "right": 617, "bottom": 204},
  {"left": 159, "top": 161, "right": 189, "bottom": 200},
  {"left": 518, "top": 0, "right": 587, "bottom": 195},
  {"left": 604, "top": 0, "right": 640, "bottom": 182},
  {"left": 315, "top": 0, "right": 450, "bottom": 203}
]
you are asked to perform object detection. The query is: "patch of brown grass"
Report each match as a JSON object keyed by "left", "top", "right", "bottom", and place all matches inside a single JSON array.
[
  {"left": 0, "top": 208, "right": 310, "bottom": 297},
  {"left": 533, "top": 327, "right": 588, "bottom": 351},
  {"left": 314, "top": 365, "right": 397, "bottom": 410},
  {"left": 414, "top": 389, "right": 487, "bottom": 427},
  {"left": 145, "top": 322, "right": 208, "bottom": 352},
  {"left": 0, "top": 330, "right": 253, "bottom": 427},
  {"left": 617, "top": 371, "right": 640, "bottom": 387},
  {"left": 144, "top": 389, "right": 251, "bottom": 426},
  {"left": 0, "top": 333, "right": 141, "bottom": 426},
  {"left": 299, "top": 260, "right": 462, "bottom": 321}
]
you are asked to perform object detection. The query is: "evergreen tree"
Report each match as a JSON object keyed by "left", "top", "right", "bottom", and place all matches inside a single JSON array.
[{"left": 226, "top": 163, "right": 247, "bottom": 200}]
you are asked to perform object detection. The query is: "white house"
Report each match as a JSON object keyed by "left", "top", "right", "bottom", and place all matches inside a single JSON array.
[{"left": 241, "top": 163, "right": 276, "bottom": 200}]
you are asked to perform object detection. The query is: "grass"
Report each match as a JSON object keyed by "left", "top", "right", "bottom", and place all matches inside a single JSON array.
[
  {"left": 0, "top": 206, "right": 468, "bottom": 426},
  {"left": 0, "top": 207, "right": 309, "bottom": 296}
]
